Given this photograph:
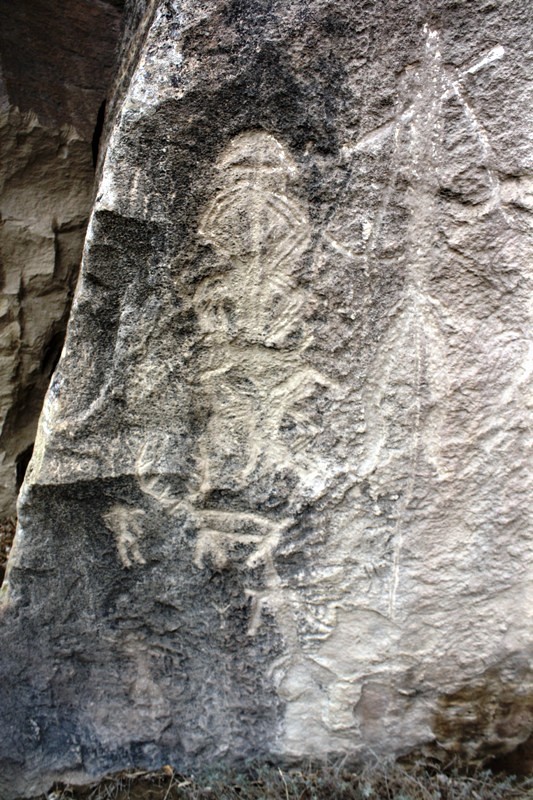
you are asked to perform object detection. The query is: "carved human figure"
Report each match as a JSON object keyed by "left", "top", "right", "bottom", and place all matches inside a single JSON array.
[
  {"left": 105, "top": 133, "right": 335, "bottom": 646},
  {"left": 192, "top": 131, "right": 329, "bottom": 507}
]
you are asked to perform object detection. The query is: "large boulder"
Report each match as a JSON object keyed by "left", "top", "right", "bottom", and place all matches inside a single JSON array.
[{"left": 1, "top": 0, "right": 531, "bottom": 795}]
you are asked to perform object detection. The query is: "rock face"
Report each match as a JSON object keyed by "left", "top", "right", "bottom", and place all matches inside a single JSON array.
[
  {"left": 0, "top": 108, "right": 94, "bottom": 524},
  {"left": 1, "top": 0, "right": 532, "bottom": 795},
  {"left": 0, "top": 0, "right": 123, "bottom": 520}
]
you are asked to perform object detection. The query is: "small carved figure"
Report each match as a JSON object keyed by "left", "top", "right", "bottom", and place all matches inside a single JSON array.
[{"left": 103, "top": 504, "right": 146, "bottom": 568}]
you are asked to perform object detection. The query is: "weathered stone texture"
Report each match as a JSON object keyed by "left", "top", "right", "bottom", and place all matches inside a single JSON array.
[
  {"left": 0, "top": 0, "right": 122, "bottom": 139},
  {"left": 0, "top": 109, "right": 93, "bottom": 520},
  {"left": 0, "top": 0, "right": 532, "bottom": 796},
  {"left": 0, "top": 0, "right": 123, "bottom": 518}
]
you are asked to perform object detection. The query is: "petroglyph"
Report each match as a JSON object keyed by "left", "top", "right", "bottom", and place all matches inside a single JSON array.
[
  {"left": 195, "top": 354, "right": 335, "bottom": 497},
  {"left": 346, "top": 37, "right": 505, "bottom": 160},
  {"left": 100, "top": 41, "right": 512, "bottom": 752},
  {"left": 132, "top": 132, "right": 334, "bottom": 643},
  {"left": 2, "top": 0, "right": 531, "bottom": 786},
  {"left": 192, "top": 132, "right": 334, "bottom": 505},
  {"left": 196, "top": 131, "right": 310, "bottom": 348},
  {"left": 192, "top": 513, "right": 291, "bottom": 571},
  {"left": 136, "top": 446, "right": 297, "bottom": 636},
  {"left": 103, "top": 504, "right": 146, "bottom": 568},
  {"left": 136, "top": 444, "right": 294, "bottom": 574},
  {"left": 347, "top": 29, "right": 510, "bottom": 619}
]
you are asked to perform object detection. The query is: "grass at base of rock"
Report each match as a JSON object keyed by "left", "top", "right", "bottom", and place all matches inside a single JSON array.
[{"left": 36, "top": 758, "right": 533, "bottom": 800}]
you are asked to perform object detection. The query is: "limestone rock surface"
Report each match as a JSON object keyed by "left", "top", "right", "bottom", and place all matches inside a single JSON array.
[{"left": 1, "top": 0, "right": 532, "bottom": 796}]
